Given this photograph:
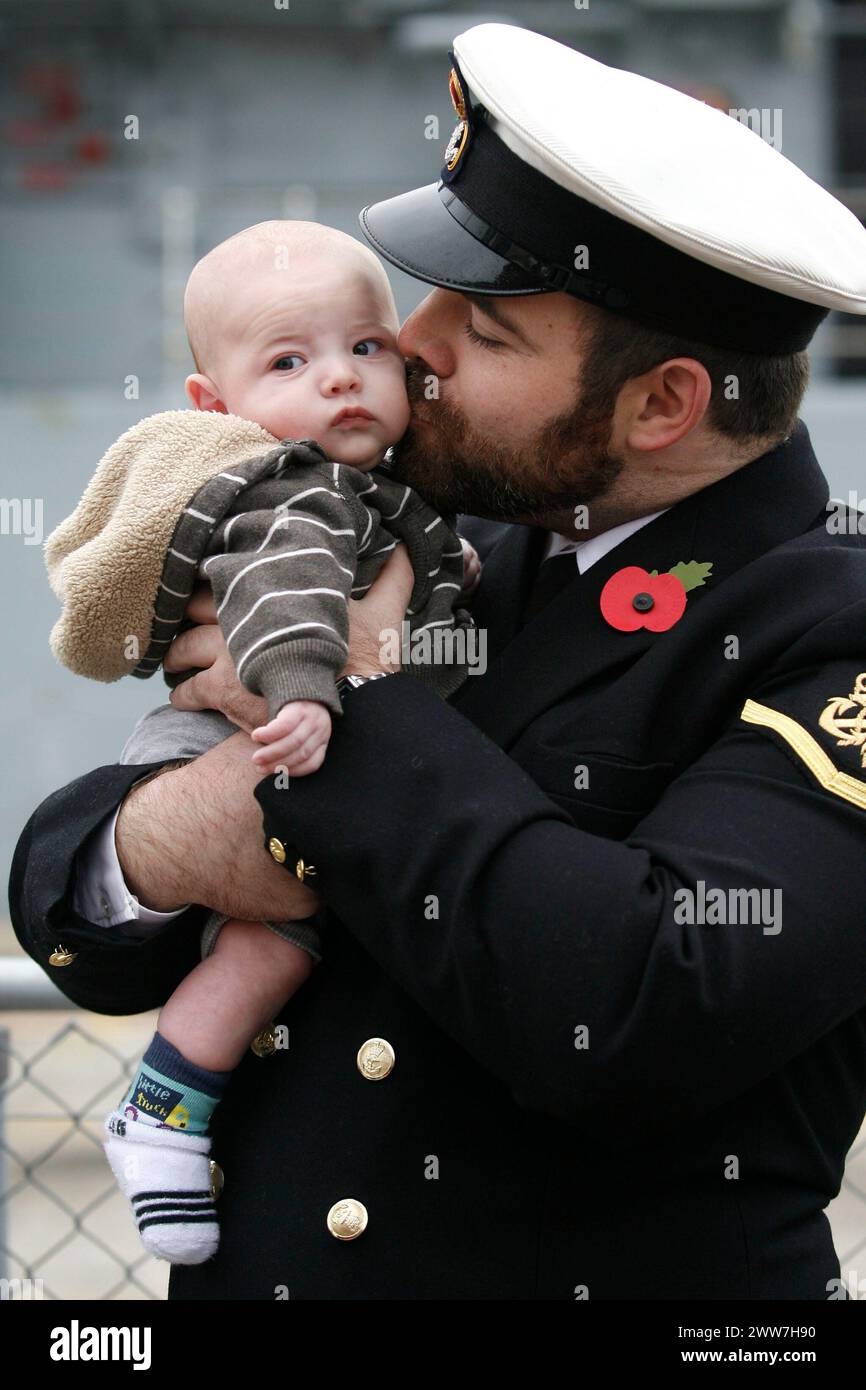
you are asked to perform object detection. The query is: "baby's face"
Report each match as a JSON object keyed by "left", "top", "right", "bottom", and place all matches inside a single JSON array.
[{"left": 206, "top": 254, "right": 411, "bottom": 470}]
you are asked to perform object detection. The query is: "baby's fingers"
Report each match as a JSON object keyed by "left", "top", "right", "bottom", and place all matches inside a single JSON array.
[
  {"left": 286, "top": 744, "right": 328, "bottom": 777},
  {"left": 252, "top": 726, "right": 330, "bottom": 774},
  {"left": 251, "top": 704, "right": 312, "bottom": 744},
  {"left": 251, "top": 719, "right": 293, "bottom": 745},
  {"left": 251, "top": 711, "right": 329, "bottom": 764}
]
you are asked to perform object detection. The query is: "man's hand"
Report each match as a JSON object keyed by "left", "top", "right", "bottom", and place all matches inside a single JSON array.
[
  {"left": 164, "top": 584, "right": 268, "bottom": 733},
  {"left": 339, "top": 542, "right": 414, "bottom": 677},
  {"left": 115, "top": 544, "right": 415, "bottom": 920},
  {"left": 164, "top": 547, "right": 415, "bottom": 727},
  {"left": 459, "top": 537, "right": 482, "bottom": 598},
  {"left": 115, "top": 732, "right": 321, "bottom": 921}
]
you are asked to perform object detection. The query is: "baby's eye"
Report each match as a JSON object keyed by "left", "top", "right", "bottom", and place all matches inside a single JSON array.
[
  {"left": 273, "top": 354, "right": 305, "bottom": 371},
  {"left": 353, "top": 339, "right": 383, "bottom": 357}
]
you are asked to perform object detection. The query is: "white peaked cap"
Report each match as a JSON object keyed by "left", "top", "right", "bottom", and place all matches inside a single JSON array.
[{"left": 360, "top": 23, "right": 866, "bottom": 352}]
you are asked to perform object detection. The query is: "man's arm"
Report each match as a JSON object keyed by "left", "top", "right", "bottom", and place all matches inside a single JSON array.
[
  {"left": 73, "top": 764, "right": 194, "bottom": 936},
  {"left": 9, "top": 734, "right": 319, "bottom": 1015},
  {"left": 251, "top": 667, "right": 866, "bottom": 1143},
  {"left": 8, "top": 758, "right": 205, "bottom": 1014}
]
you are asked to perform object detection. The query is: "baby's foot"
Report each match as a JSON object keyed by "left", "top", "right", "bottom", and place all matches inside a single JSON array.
[{"left": 103, "top": 1108, "right": 219, "bottom": 1265}]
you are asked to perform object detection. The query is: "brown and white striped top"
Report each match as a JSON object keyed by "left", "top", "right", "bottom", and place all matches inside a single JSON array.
[{"left": 144, "top": 437, "right": 470, "bottom": 718}]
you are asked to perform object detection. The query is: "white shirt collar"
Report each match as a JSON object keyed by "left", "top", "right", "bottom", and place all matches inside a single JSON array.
[{"left": 543, "top": 509, "right": 670, "bottom": 574}]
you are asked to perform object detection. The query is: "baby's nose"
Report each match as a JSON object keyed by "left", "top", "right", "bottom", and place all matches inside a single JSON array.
[{"left": 320, "top": 359, "right": 362, "bottom": 393}]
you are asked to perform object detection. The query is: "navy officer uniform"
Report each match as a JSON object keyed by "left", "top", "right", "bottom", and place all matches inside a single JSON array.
[{"left": 10, "top": 24, "right": 866, "bottom": 1299}]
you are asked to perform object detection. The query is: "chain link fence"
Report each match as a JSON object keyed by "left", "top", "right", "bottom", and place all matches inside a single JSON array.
[
  {"left": 2, "top": 954, "right": 866, "bottom": 1300},
  {"left": 0, "top": 955, "right": 168, "bottom": 1300}
]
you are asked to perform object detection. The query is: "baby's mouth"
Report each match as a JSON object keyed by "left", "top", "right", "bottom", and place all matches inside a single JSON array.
[{"left": 331, "top": 407, "right": 375, "bottom": 426}]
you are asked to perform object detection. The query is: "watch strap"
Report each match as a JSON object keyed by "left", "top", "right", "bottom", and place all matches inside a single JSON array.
[{"left": 336, "top": 671, "right": 394, "bottom": 705}]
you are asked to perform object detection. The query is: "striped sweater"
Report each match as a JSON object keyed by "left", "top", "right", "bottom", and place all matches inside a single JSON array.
[{"left": 44, "top": 411, "right": 472, "bottom": 718}]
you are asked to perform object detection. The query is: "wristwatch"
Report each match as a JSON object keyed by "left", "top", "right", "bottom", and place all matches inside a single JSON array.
[{"left": 336, "top": 671, "right": 395, "bottom": 705}]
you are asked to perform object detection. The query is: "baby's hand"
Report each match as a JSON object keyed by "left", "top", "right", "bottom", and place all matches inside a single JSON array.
[
  {"left": 459, "top": 537, "right": 482, "bottom": 597},
  {"left": 250, "top": 700, "right": 332, "bottom": 776}
]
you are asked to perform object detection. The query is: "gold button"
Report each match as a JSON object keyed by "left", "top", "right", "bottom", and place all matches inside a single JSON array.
[
  {"left": 268, "top": 837, "right": 287, "bottom": 864},
  {"left": 295, "top": 858, "right": 316, "bottom": 882},
  {"left": 251, "top": 1025, "right": 276, "bottom": 1057},
  {"left": 209, "top": 1160, "right": 224, "bottom": 1200},
  {"left": 326, "top": 1198, "right": 368, "bottom": 1240},
  {"left": 49, "top": 945, "right": 77, "bottom": 967},
  {"left": 356, "top": 1037, "right": 395, "bottom": 1081}
]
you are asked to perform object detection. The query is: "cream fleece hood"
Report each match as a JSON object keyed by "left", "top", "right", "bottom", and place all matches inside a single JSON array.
[{"left": 44, "top": 410, "right": 279, "bottom": 681}]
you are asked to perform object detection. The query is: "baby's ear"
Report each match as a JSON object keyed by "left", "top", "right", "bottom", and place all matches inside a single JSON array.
[{"left": 185, "top": 374, "right": 228, "bottom": 413}]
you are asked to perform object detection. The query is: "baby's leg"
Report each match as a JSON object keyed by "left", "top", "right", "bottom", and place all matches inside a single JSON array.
[
  {"left": 104, "top": 923, "right": 315, "bottom": 1265},
  {"left": 159, "top": 919, "right": 315, "bottom": 1070}
]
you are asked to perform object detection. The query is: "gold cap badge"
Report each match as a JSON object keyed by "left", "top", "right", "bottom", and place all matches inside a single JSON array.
[
  {"left": 443, "top": 65, "right": 469, "bottom": 174},
  {"left": 449, "top": 67, "right": 466, "bottom": 120}
]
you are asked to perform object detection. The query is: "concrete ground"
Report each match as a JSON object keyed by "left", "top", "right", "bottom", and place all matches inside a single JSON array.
[{"left": 1, "top": 917, "right": 864, "bottom": 1301}]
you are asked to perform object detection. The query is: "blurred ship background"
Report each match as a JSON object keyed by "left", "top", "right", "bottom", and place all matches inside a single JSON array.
[{"left": 1, "top": 0, "right": 865, "bottom": 1300}]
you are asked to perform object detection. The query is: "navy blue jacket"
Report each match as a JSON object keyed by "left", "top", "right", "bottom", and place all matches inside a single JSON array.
[{"left": 10, "top": 421, "right": 866, "bottom": 1298}]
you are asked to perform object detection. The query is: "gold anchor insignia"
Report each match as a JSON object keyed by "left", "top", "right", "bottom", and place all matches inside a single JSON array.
[
  {"left": 818, "top": 672, "right": 866, "bottom": 767},
  {"left": 444, "top": 65, "right": 469, "bottom": 172},
  {"left": 449, "top": 68, "right": 466, "bottom": 121}
]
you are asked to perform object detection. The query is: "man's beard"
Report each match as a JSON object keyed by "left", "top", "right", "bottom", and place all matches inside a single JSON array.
[{"left": 388, "top": 365, "right": 624, "bottom": 524}]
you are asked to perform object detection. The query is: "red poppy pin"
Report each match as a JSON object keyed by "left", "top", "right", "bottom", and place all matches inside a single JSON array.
[{"left": 600, "top": 561, "right": 713, "bottom": 633}]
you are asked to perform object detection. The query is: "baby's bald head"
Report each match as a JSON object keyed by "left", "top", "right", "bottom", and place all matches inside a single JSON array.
[
  {"left": 184, "top": 220, "right": 397, "bottom": 377},
  {"left": 181, "top": 219, "right": 411, "bottom": 469}
]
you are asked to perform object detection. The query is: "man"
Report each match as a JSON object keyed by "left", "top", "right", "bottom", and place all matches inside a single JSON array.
[{"left": 10, "top": 24, "right": 866, "bottom": 1299}]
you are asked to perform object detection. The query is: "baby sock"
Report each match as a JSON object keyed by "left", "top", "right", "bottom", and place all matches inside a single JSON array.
[{"left": 103, "top": 1031, "right": 231, "bottom": 1265}]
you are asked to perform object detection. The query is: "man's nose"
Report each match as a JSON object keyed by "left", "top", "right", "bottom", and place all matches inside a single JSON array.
[{"left": 397, "top": 289, "right": 457, "bottom": 378}]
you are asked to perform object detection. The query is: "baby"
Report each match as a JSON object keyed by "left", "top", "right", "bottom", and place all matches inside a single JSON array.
[{"left": 44, "top": 220, "right": 480, "bottom": 1265}]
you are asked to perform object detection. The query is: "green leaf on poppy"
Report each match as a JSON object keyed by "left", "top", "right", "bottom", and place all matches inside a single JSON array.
[
  {"left": 647, "top": 569, "right": 659, "bottom": 577},
  {"left": 666, "top": 560, "right": 713, "bottom": 592}
]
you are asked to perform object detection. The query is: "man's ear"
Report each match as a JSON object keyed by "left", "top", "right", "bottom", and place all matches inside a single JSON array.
[
  {"left": 185, "top": 374, "right": 228, "bottom": 413},
  {"left": 618, "top": 358, "right": 712, "bottom": 454}
]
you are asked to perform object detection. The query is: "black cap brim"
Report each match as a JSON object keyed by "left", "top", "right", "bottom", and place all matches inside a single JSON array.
[{"left": 359, "top": 181, "right": 548, "bottom": 297}]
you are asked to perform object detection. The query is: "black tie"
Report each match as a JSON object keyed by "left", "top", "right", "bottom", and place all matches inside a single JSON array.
[{"left": 522, "top": 551, "right": 580, "bottom": 623}]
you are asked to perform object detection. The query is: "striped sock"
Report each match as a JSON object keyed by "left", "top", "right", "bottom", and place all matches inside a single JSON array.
[
  {"left": 103, "top": 1032, "right": 231, "bottom": 1264},
  {"left": 119, "top": 1031, "right": 230, "bottom": 1134}
]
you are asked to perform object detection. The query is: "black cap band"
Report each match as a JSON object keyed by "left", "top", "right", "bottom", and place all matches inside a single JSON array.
[{"left": 442, "top": 117, "right": 828, "bottom": 354}]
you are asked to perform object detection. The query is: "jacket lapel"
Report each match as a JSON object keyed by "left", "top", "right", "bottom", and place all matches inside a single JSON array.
[
  {"left": 458, "top": 520, "right": 546, "bottom": 660},
  {"left": 451, "top": 421, "right": 829, "bottom": 749}
]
